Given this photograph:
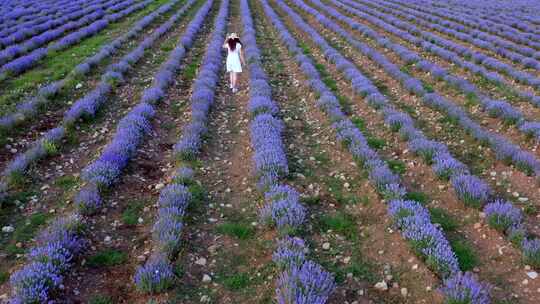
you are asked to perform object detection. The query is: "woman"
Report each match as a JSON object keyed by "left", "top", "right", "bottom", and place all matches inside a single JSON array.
[{"left": 223, "top": 33, "right": 245, "bottom": 93}]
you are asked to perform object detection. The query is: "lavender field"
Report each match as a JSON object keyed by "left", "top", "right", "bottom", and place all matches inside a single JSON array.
[{"left": 1, "top": 0, "right": 540, "bottom": 303}]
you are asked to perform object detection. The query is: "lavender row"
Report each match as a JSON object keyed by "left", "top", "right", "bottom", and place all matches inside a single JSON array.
[
  {"left": 0, "top": 0, "right": 75, "bottom": 32},
  {"left": 6, "top": 1, "right": 212, "bottom": 302},
  {"left": 0, "top": 0, "right": 109, "bottom": 46},
  {"left": 0, "top": 0, "right": 132, "bottom": 67},
  {"left": 282, "top": 0, "right": 540, "bottom": 269},
  {"left": 0, "top": 0, "right": 153, "bottom": 79},
  {"left": 135, "top": 1, "right": 228, "bottom": 292},
  {"left": 0, "top": 0, "right": 183, "bottom": 132},
  {"left": 333, "top": 0, "right": 540, "bottom": 109},
  {"left": 262, "top": 1, "right": 490, "bottom": 301},
  {"left": 296, "top": 0, "right": 540, "bottom": 178},
  {"left": 0, "top": 0, "right": 198, "bottom": 203},
  {"left": 397, "top": 0, "right": 540, "bottom": 39},
  {"left": 435, "top": 0, "right": 540, "bottom": 32},
  {"left": 172, "top": 0, "right": 229, "bottom": 160},
  {"left": 9, "top": 215, "right": 86, "bottom": 303},
  {"left": 367, "top": 0, "right": 540, "bottom": 66},
  {"left": 390, "top": 0, "right": 540, "bottom": 46},
  {"left": 341, "top": 0, "right": 540, "bottom": 94},
  {"left": 380, "top": 0, "right": 540, "bottom": 51},
  {"left": 321, "top": 1, "right": 540, "bottom": 141},
  {"left": 75, "top": 0, "right": 212, "bottom": 214},
  {"left": 241, "top": 1, "right": 335, "bottom": 302}
]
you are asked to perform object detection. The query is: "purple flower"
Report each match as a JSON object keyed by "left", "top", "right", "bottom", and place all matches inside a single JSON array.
[
  {"left": 141, "top": 87, "right": 165, "bottom": 104},
  {"left": 10, "top": 262, "right": 62, "bottom": 304},
  {"left": 519, "top": 122, "right": 540, "bottom": 140},
  {"left": 276, "top": 261, "right": 335, "bottom": 304},
  {"left": 451, "top": 174, "right": 491, "bottom": 208},
  {"left": 484, "top": 200, "right": 523, "bottom": 232},
  {"left": 134, "top": 254, "right": 175, "bottom": 293},
  {"left": 249, "top": 96, "right": 279, "bottom": 116},
  {"left": 440, "top": 272, "right": 491, "bottom": 304},
  {"left": 273, "top": 236, "right": 307, "bottom": 269},
  {"left": 157, "top": 184, "right": 191, "bottom": 210},
  {"left": 369, "top": 165, "right": 399, "bottom": 192},
  {"left": 483, "top": 100, "right": 522, "bottom": 124},
  {"left": 250, "top": 79, "right": 272, "bottom": 98},
  {"left": 173, "top": 166, "right": 195, "bottom": 184},
  {"left": 384, "top": 109, "right": 413, "bottom": 132},
  {"left": 28, "top": 242, "right": 73, "bottom": 272},
  {"left": 522, "top": 238, "right": 540, "bottom": 268},
  {"left": 260, "top": 184, "right": 305, "bottom": 231},
  {"left": 81, "top": 160, "right": 121, "bottom": 188},
  {"left": 382, "top": 183, "right": 407, "bottom": 200},
  {"left": 409, "top": 137, "right": 448, "bottom": 163},
  {"left": 433, "top": 153, "right": 469, "bottom": 180},
  {"left": 152, "top": 215, "right": 184, "bottom": 255},
  {"left": 74, "top": 184, "right": 102, "bottom": 214}
]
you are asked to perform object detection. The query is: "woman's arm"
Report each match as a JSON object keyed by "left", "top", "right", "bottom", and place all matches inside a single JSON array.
[{"left": 222, "top": 38, "right": 228, "bottom": 49}]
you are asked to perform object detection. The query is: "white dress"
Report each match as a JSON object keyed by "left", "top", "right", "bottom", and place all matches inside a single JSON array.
[{"left": 226, "top": 43, "right": 242, "bottom": 73}]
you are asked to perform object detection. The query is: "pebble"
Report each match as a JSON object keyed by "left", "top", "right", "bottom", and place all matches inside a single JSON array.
[
  {"left": 527, "top": 271, "right": 538, "bottom": 279},
  {"left": 522, "top": 279, "right": 529, "bottom": 285},
  {"left": 138, "top": 217, "right": 144, "bottom": 224},
  {"left": 518, "top": 197, "right": 529, "bottom": 202},
  {"left": 202, "top": 274, "right": 212, "bottom": 283},
  {"left": 473, "top": 222, "right": 482, "bottom": 229},
  {"left": 155, "top": 183, "right": 165, "bottom": 190},
  {"left": 2, "top": 225, "right": 14, "bottom": 233},
  {"left": 137, "top": 255, "right": 146, "bottom": 262},
  {"left": 75, "top": 83, "right": 83, "bottom": 89},
  {"left": 195, "top": 257, "right": 207, "bottom": 266},
  {"left": 401, "top": 288, "right": 408, "bottom": 297},
  {"left": 374, "top": 281, "right": 388, "bottom": 291},
  {"left": 104, "top": 236, "right": 112, "bottom": 243},
  {"left": 200, "top": 295, "right": 210, "bottom": 303},
  {"left": 343, "top": 256, "right": 351, "bottom": 264},
  {"left": 322, "top": 242, "right": 330, "bottom": 250},
  {"left": 412, "top": 264, "right": 418, "bottom": 270}
]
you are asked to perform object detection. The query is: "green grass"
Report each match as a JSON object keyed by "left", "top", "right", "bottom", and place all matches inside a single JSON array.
[
  {"left": 12, "top": 213, "right": 50, "bottom": 243},
  {"left": 121, "top": 201, "right": 145, "bottom": 226},
  {"left": 0, "top": 271, "right": 8, "bottom": 284},
  {"left": 387, "top": 159, "right": 406, "bottom": 175},
  {"left": 404, "top": 191, "right": 429, "bottom": 204},
  {"left": 429, "top": 207, "right": 459, "bottom": 232},
  {"left": 450, "top": 239, "right": 479, "bottom": 271},
  {"left": 89, "top": 295, "right": 113, "bottom": 304},
  {"left": 301, "top": 196, "right": 321, "bottom": 206},
  {"left": 367, "top": 137, "right": 386, "bottom": 150},
  {"left": 54, "top": 175, "right": 79, "bottom": 191},
  {"left": 318, "top": 212, "right": 357, "bottom": 240},
  {"left": 87, "top": 249, "right": 128, "bottom": 267},
  {"left": 216, "top": 222, "right": 255, "bottom": 240},
  {"left": 320, "top": 251, "right": 377, "bottom": 284},
  {"left": 222, "top": 272, "right": 251, "bottom": 291}
]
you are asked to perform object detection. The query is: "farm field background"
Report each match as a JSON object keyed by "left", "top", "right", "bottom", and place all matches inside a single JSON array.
[{"left": 0, "top": 0, "right": 540, "bottom": 303}]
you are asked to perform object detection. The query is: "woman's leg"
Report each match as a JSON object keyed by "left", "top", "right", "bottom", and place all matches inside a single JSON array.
[
  {"left": 229, "top": 72, "right": 233, "bottom": 89},
  {"left": 232, "top": 72, "right": 237, "bottom": 89}
]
